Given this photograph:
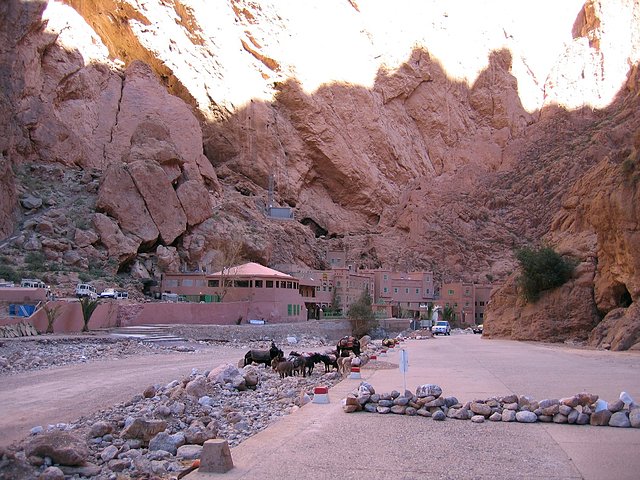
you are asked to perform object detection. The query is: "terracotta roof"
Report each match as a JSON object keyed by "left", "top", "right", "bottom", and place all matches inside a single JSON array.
[{"left": 209, "top": 262, "right": 294, "bottom": 279}]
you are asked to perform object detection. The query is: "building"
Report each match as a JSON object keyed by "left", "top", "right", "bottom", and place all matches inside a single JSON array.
[
  {"left": 439, "top": 282, "right": 496, "bottom": 327},
  {"left": 363, "top": 269, "right": 435, "bottom": 317},
  {"left": 160, "top": 262, "right": 307, "bottom": 322}
]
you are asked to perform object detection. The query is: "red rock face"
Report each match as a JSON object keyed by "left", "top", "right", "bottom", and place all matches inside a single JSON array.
[{"left": 1, "top": 0, "right": 639, "bottom": 346}]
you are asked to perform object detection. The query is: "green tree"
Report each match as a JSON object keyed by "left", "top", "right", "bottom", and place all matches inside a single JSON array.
[
  {"left": 442, "top": 305, "right": 455, "bottom": 324},
  {"left": 347, "top": 288, "right": 377, "bottom": 337},
  {"left": 515, "top": 246, "right": 575, "bottom": 303},
  {"left": 43, "top": 304, "right": 62, "bottom": 334},
  {"left": 80, "top": 296, "right": 100, "bottom": 332}
]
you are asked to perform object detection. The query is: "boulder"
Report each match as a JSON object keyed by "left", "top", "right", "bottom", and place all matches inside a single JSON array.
[
  {"left": 609, "top": 411, "right": 631, "bottom": 428},
  {"left": 416, "top": 384, "right": 442, "bottom": 398},
  {"left": 121, "top": 418, "right": 168, "bottom": 441},
  {"left": 515, "top": 411, "right": 537, "bottom": 423},
  {"left": 185, "top": 376, "right": 208, "bottom": 398},
  {"left": 88, "top": 421, "right": 113, "bottom": 438},
  {"left": 25, "top": 431, "right": 89, "bottom": 466},
  {"left": 148, "top": 431, "right": 186, "bottom": 455}
]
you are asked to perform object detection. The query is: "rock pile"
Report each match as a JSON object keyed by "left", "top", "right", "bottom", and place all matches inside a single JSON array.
[
  {"left": 344, "top": 383, "right": 640, "bottom": 429},
  {"left": 0, "top": 321, "right": 39, "bottom": 338},
  {"left": 2, "top": 362, "right": 342, "bottom": 479}
]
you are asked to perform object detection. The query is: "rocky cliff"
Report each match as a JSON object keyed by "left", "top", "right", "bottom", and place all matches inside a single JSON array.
[{"left": 1, "top": 0, "right": 639, "bottom": 347}]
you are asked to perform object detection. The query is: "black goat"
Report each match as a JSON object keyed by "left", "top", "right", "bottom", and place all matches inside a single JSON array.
[{"left": 244, "top": 342, "right": 283, "bottom": 368}]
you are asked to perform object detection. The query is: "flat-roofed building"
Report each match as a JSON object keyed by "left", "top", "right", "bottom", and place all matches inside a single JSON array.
[{"left": 160, "top": 262, "right": 307, "bottom": 322}]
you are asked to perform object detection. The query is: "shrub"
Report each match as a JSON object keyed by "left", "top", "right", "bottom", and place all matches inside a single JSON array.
[
  {"left": 347, "top": 288, "right": 377, "bottom": 337},
  {"left": 515, "top": 246, "right": 575, "bottom": 303},
  {"left": 0, "top": 264, "right": 20, "bottom": 282},
  {"left": 25, "top": 252, "right": 46, "bottom": 271}
]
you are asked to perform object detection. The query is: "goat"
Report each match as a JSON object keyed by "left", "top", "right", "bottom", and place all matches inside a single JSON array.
[
  {"left": 244, "top": 342, "right": 283, "bottom": 368},
  {"left": 317, "top": 353, "right": 338, "bottom": 372},
  {"left": 273, "top": 359, "right": 294, "bottom": 379},
  {"left": 337, "top": 356, "right": 354, "bottom": 376}
]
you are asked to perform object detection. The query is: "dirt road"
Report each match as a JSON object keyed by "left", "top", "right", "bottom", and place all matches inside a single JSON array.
[{"left": 0, "top": 345, "right": 247, "bottom": 448}]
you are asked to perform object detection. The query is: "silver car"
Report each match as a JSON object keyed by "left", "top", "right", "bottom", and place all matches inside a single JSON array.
[{"left": 432, "top": 320, "right": 451, "bottom": 335}]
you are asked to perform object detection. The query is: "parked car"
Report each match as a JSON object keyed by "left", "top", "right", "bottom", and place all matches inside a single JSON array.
[
  {"left": 115, "top": 291, "right": 128, "bottom": 300},
  {"left": 75, "top": 283, "right": 97, "bottom": 299},
  {"left": 432, "top": 320, "right": 451, "bottom": 336},
  {"left": 473, "top": 324, "right": 484, "bottom": 334},
  {"left": 100, "top": 288, "right": 117, "bottom": 298}
]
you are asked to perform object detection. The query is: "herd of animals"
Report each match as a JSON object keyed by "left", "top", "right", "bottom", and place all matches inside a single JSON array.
[{"left": 243, "top": 335, "right": 396, "bottom": 379}]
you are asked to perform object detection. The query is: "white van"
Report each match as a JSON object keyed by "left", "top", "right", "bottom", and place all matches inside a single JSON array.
[
  {"left": 21, "top": 278, "right": 46, "bottom": 289},
  {"left": 115, "top": 291, "right": 128, "bottom": 300},
  {"left": 75, "top": 283, "right": 97, "bottom": 299}
]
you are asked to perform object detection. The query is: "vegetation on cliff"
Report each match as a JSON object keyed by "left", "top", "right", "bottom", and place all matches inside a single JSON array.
[{"left": 515, "top": 246, "right": 575, "bottom": 303}]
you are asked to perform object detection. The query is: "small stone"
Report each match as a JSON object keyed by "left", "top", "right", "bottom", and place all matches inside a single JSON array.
[
  {"left": 470, "top": 402, "right": 492, "bottom": 417},
  {"left": 489, "top": 412, "right": 502, "bottom": 422},
  {"left": 143, "top": 385, "right": 157, "bottom": 398},
  {"left": 576, "top": 413, "right": 590, "bottom": 425},
  {"left": 608, "top": 399, "right": 624, "bottom": 413},
  {"left": 515, "top": 411, "right": 537, "bottom": 423},
  {"left": 343, "top": 405, "right": 358, "bottom": 413},
  {"left": 538, "top": 415, "right": 553, "bottom": 423},
  {"left": 364, "top": 403, "right": 378, "bottom": 413},
  {"left": 553, "top": 413, "right": 568, "bottom": 424},
  {"left": 416, "top": 384, "right": 442, "bottom": 398},
  {"left": 416, "top": 408, "right": 431, "bottom": 417},
  {"left": 39, "top": 466, "right": 64, "bottom": 480},
  {"left": 376, "top": 406, "right": 391, "bottom": 414},
  {"left": 609, "top": 411, "right": 631, "bottom": 428},
  {"left": 590, "top": 410, "right": 612, "bottom": 426},
  {"left": 390, "top": 405, "right": 406, "bottom": 414},
  {"left": 100, "top": 445, "right": 118, "bottom": 462},
  {"left": 405, "top": 407, "right": 417, "bottom": 416},
  {"left": 558, "top": 405, "right": 572, "bottom": 416},
  {"left": 560, "top": 396, "right": 580, "bottom": 408},
  {"left": 89, "top": 421, "right": 113, "bottom": 438},
  {"left": 432, "top": 410, "right": 446, "bottom": 421},
  {"left": 177, "top": 444, "right": 203, "bottom": 460},
  {"left": 630, "top": 409, "right": 640, "bottom": 428},
  {"left": 471, "top": 415, "right": 485, "bottom": 423},
  {"left": 567, "top": 409, "right": 580, "bottom": 424}
]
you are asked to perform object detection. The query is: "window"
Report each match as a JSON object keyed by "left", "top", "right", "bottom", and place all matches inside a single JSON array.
[
  {"left": 234, "top": 280, "right": 250, "bottom": 288},
  {"left": 425, "top": 288, "right": 430, "bottom": 294},
  {"left": 255, "top": 280, "right": 263, "bottom": 288},
  {"left": 465, "top": 301, "right": 470, "bottom": 307},
  {"left": 195, "top": 279, "right": 206, "bottom": 287},
  {"left": 287, "top": 281, "right": 293, "bottom": 289},
  {"left": 416, "top": 288, "right": 420, "bottom": 294},
  {"left": 479, "top": 313, "right": 484, "bottom": 318},
  {"left": 208, "top": 279, "right": 219, "bottom": 287},
  {"left": 266, "top": 280, "right": 274, "bottom": 288},
  {"left": 287, "top": 304, "right": 292, "bottom": 316},
  {"left": 281, "top": 282, "right": 287, "bottom": 289},
  {"left": 383, "top": 274, "right": 388, "bottom": 281},
  {"left": 394, "top": 287, "right": 398, "bottom": 294},
  {"left": 165, "top": 279, "right": 178, "bottom": 287},
  {"left": 383, "top": 287, "right": 388, "bottom": 293},
  {"left": 182, "top": 279, "right": 193, "bottom": 287},
  {"left": 480, "top": 301, "right": 485, "bottom": 306},
  {"left": 448, "top": 289, "right": 454, "bottom": 295}
]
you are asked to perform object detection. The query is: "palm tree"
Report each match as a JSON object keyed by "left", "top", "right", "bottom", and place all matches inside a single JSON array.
[
  {"left": 43, "top": 304, "right": 61, "bottom": 334},
  {"left": 80, "top": 296, "right": 100, "bottom": 332}
]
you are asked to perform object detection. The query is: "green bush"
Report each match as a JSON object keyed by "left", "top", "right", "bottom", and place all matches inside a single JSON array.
[
  {"left": 25, "top": 252, "right": 46, "bottom": 271},
  {"left": 347, "top": 288, "right": 378, "bottom": 337},
  {"left": 515, "top": 246, "right": 575, "bottom": 303},
  {"left": 0, "top": 264, "right": 20, "bottom": 282}
]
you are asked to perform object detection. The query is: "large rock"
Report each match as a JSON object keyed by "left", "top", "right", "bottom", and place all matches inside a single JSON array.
[
  {"left": 121, "top": 418, "right": 167, "bottom": 441},
  {"left": 97, "top": 163, "right": 159, "bottom": 246},
  {"left": 24, "top": 431, "right": 89, "bottom": 466},
  {"left": 127, "top": 160, "right": 187, "bottom": 245},
  {"left": 92, "top": 213, "right": 141, "bottom": 263}
]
